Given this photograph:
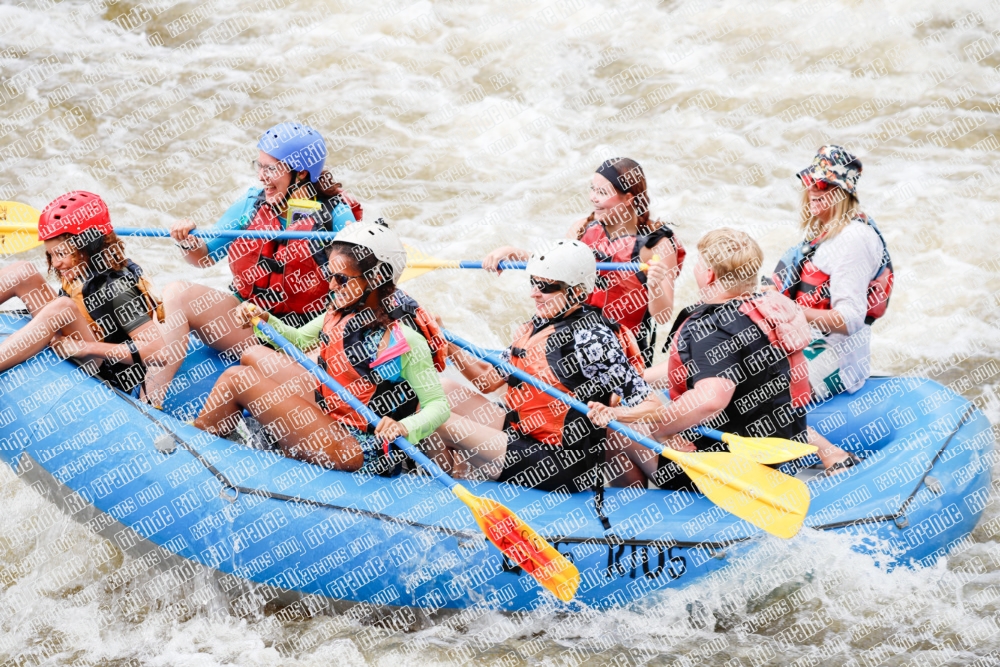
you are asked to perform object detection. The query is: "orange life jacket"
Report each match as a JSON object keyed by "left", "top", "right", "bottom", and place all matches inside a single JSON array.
[
  {"left": 579, "top": 220, "right": 685, "bottom": 366},
  {"left": 228, "top": 192, "right": 341, "bottom": 318},
  {"left": 315, "top": 310, "right": 420, "bottom": 429},
  {"left": 504, "top": 305, "right": 644, "bottom": 448},
  {"left": 772, "top": 213, "right": 894, "bottom": 325}
]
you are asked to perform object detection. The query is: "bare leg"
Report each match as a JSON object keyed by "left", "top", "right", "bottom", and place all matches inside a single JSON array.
[
  {"left": 145, "top": 283, "right": 256, "bottom": 406},
  {"left": 643, "top": 361, "right": 671, "bottom": 393},
  {"left": 194, "top": 365, "right": 364, "bottom": 471},
  {"left": 432, "top": 378, "right": 508, "bottom": 479},
  {"left": 604, "top": 416, "right": 680, "bottom": 486},
  {"left": 0, "top": 261, "right": 58, "bottom": 314},
  {"left": 605, "top": 430, "right": 653, "bottom": 488},
  {"left": 240, "top": 345, "right": 319, "bottom": 402},
  {"left": 0, "top": 297, "right": 102, "bottom": 372}
]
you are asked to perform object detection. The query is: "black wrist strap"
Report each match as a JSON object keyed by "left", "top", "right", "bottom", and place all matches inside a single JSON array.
[{"left": 126, "top": 338, "right": 142, "bottom": 365}]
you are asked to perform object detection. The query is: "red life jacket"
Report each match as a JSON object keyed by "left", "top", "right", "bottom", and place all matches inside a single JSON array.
[
  {"left": 315, "top": 310, "right": 420, "bottom": 429},
  {"left": 228, "top": 191, "right": 341, "bottom": 318},
  {"left": 773, "top": 213, "right": 894, "bottom": 325},
  {"left": 665, "top": 298, "right": 811, "bottom": 408},
  {"left": 579, "top": 220, "right": 685, "bottom": 366},
  {"left": 504, "top": 306, "right": 644, "bottom": 447}
]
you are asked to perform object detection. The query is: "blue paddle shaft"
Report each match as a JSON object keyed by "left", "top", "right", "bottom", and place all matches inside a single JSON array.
[
  {"left": 692, "top": 426, "right": 724, "bottom": 442},
  {"left": 254, "top": 319, "right": 458, "bottom": 492},
  {"left": 443, "top": 331, "right": 671, "bottom": 458},
  {"left": 114, "top": 228, "right": 340, "bottom": 241},
  {"left": 108, "top": 235, "right": 649, "bottom": 271},
  {"left": 460, "top": 261, "right": 645, "bottom": 272},
  {"left": 101, "top": 232, "right": 649, "bottom": 271}
]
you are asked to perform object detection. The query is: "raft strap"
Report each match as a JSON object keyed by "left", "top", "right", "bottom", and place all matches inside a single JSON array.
[
  {"left": 810, "top": 405, "right": 976, "bottom": 531},
  {"left": 76, "top": 349, "right": 981, "bottom": 550},
  {"left": 117, "top": 389, "right": 483, "bottom": 542},
  {"left": 592, "top": 480, "right": 613, "bottom": 533},
  {"left": 125, "top": 338, "right": 142, "bottom": 366}
]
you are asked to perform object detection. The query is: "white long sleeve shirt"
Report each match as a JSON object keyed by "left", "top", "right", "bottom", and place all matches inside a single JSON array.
[{"left": 810, "top": 219, "right": 884, "bottom": 392}]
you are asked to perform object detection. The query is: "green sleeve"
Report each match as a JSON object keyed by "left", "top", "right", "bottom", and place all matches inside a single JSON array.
[
  {"left": 255, "top": 312, "right": 325, "bottom": 350},
  {"left": 397, "top": 326, "right": 450, "bottom": 443}
]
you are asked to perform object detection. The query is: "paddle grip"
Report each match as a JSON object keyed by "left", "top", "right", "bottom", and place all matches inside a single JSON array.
[
  {"left": 253, "top": 319, "right": 458, "bottom": 492},
  {"left": 443, "top": 331, "right": 669, "bottom": 458}
]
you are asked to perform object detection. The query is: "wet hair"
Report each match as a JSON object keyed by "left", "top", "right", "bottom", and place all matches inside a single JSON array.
[
  {"left": 582, "top": 157, "right": 663, "bottom": 237},
  {"left": 326, "top": 241, "right": 395, "bottom": 327},
  {"left": 46, "top": 230, "right": 128, "bottom": 281}
]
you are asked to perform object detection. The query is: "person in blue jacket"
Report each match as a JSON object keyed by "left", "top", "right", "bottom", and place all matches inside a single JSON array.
[{"left": 144, "top": 122, "right": 361, "bottom": 406}]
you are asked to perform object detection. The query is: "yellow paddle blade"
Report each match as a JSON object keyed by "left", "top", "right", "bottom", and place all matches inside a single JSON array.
[
  {"left": 400, "top": 243, "right": 454, "bottom": 283},
  {"left": 721, "top": 433, "right": 818, "bottom": 465},
  {"left": 0, "top": 202, "right": 41, "bottom": 255},
  {"left": 666, "top": 450, "right": 810, "bottom": 539},
  {"left": 452, "top": 485, "right": 580, "bottom": 601}
]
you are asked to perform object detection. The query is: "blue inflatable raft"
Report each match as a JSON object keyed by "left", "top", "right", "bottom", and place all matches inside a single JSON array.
[{"left": 0, "top": 312, "right": 993, "bottom": 614}]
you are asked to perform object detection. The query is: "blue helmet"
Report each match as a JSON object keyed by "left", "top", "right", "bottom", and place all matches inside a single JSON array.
[{"left": 257, "top": 122, "right": 327, "bottom": 183}]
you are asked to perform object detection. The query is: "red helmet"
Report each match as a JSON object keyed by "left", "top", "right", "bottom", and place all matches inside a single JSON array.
[{"left": 37, "top": 191, "right": 113, "bottom": 240}]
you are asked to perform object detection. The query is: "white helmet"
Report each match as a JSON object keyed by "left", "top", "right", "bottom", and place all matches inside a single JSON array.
[
  {"left": 334, "top": 222, "right": 407, "bottom": 283},
  {"left": 526, "top": 240, "right": 596, "bottom": 295}
]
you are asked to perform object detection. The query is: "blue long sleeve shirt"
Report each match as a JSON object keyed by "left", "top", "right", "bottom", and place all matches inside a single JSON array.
[{"left": 204, "top": 187, "right": 357, "bottom": 263}]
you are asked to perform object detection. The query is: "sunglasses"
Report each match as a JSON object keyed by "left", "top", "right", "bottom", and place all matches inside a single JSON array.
[
  {"left": 329, "top": 273, "right": 361, "bottom": 287},
  {"left": 530, "top": 277, "right": 564, "bottom": 294},
  {"left": 801, "top": 174, "right": 835, "bottom": 191}
]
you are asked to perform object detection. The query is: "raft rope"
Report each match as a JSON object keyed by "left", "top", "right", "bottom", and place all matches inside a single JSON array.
[
  {"left": 809, "top": 405, "right": 976, "bottom": 531},
  {"left": 117, "top": 389, "right": 485, "bottom": 543},
  {"left": 114, "top": 388, "right": 745, "bottom": 548},
  {"left": 55, "top": 342, "right": 984, "bottom": 551}
]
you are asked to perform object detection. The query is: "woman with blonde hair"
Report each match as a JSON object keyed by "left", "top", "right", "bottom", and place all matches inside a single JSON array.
[{"left": 768, "top": 145, "right": 893, "bottom": 401}]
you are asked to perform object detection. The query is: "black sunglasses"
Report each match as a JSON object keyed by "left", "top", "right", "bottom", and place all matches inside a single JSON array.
[
  {"left": 330, "top": 272, "right": 361, "bottom": 287},
  {"left": 530, "top": 277, "right": 564, "bottom": 294}
]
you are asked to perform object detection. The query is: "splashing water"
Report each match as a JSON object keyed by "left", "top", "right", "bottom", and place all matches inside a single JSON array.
[{"left": 1, "top": 0, "right": 999, "bottom": 663}]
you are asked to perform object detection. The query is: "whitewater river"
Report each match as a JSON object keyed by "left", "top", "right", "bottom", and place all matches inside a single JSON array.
[{"left": 1, "top": 0, "right": 999, "bottom": 664}]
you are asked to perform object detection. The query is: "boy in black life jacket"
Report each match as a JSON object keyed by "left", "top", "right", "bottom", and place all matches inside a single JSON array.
[{"left": 592, "top": 228, "right": 859, "bottom": 489}]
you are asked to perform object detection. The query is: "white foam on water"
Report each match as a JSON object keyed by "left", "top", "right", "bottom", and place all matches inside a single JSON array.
[{"left": 1, "top": 0, "right": 999, "bottom": 662}]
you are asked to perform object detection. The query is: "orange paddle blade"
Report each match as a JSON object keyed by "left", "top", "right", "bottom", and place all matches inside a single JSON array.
[{"left": 452, "top": 485, "right": 579, "bottom": 602}]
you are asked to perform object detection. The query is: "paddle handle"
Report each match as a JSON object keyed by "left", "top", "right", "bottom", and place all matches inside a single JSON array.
[
  {"left": 443, "top": 331, "right": 673, "bottom": 461},
  {"left": 253, "top": 319, "right": 458, "bottom": 492}
]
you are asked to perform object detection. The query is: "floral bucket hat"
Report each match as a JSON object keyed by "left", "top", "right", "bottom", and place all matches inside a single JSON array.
[{"left": 797, "top": 145, "right": 863, "bottom": 195}]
